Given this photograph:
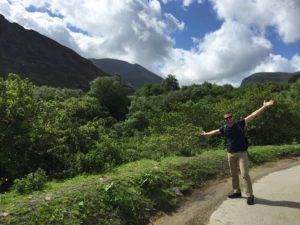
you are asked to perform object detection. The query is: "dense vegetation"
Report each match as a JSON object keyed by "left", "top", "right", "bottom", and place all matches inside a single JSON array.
[
  {"left": 0, "top": 73, "right": 300, "bottom": 224},
  {"left": 1, "top": 145, "right": 300, "bottom": 225},
  {"left": 1, "top": 73, "right": 300, "bottom": 192}
]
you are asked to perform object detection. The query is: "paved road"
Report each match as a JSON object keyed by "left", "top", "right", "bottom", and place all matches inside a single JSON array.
[{"left": 208, "top": 165, "right": 300, "bottom": 225}]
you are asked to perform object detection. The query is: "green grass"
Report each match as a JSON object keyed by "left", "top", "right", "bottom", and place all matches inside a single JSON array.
[{"left": 1, "top": 144, "right": 300, "bottom": 225}]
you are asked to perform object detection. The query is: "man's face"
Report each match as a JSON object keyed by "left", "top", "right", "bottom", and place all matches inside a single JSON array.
[{"left": 224, "top": 113, "right": 234, "bottom": 125}]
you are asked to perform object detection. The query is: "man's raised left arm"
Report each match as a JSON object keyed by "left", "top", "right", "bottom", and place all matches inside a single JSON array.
[{"left": 245, "top": 100, "right": 274, "bottom": 124}]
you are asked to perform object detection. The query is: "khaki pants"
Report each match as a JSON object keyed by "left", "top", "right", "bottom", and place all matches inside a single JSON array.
[{"left": 228, "top": 151, "right": 253, "bottom": 197}]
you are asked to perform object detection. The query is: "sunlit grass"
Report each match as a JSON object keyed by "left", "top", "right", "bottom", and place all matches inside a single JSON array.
[{"left": 1, "top": 144, "right": 300, "bottom": 225}]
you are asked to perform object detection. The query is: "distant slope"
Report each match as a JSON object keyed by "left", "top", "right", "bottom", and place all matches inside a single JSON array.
[
  {"left": 288, "top": 72, "right": 300, "bottom": 83},
  {"left": 0, "top": 14, "right": 107, "bottom": 90},
  {"left": 240, "top": 71, "right": 300, "bottom": 87},
  {"left": 90, "top": 58, "right": 163, "bottom": 89}
]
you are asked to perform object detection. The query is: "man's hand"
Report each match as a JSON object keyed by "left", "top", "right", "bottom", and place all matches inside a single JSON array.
[
  {"left": 263, "top": 100, "right": 274, "bottom": 108},
  {"left": 199, "top": 131, "right": 206, "bottom": 138},
  {"left": 246, "top": 99, "right": 275, "bottom": 124}
]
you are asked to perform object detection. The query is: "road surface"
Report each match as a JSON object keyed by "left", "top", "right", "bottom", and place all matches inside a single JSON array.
[
  {"left": 151, "top": 157, "right": 300, "bottom": 225},
  {"left": 208, "top": 164, "right": 300, "bottom": 225}
]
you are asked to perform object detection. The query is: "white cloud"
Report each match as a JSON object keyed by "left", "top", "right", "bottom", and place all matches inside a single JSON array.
[
  {"left": 210, "top": 0, "right": 300, "bottom": 43},
  {"left": 252, "top": 54, "right": 300, "bottom": 74},
  {"left": 182, "top": 0, "right": 194, "bottom": 7},
  {"left": 0, "top": 0, "right": 185, "bottom": 71},
  {"left": 9, "top": 0, "right": 47, "bottom": 8},
  {"left": 160, "top": 0, "right": 300, "bottom": 86},
  {"left": 149, "top": 0, "right": 162, "bottom": 15},
  {"left": 161, "top": 0, "right": 205, "bottom": 7},
  {"left": 0, "top": 0, "right": 299, "bottom": 87},
  {"left": 291, "top": 54, "right": 300, "bottom": 69},
  {"left": 160, "top": 20, "right": 272, "bottom": 85},
  {"left": 0, "top": 0, "right": 79, "bottom": 52},
  {"left": 0, "top": 0, "right": 10, "bottom": 16},
  {"left": 164, "top": 13, "right": 185, "bottom": 32}
]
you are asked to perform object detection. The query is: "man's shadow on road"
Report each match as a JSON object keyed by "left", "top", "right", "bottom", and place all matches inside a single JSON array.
[{"left": 254, "top": 197, "right": 300, "bottom": 209}]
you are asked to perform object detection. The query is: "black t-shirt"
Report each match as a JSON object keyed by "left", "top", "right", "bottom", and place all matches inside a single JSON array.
[{"left": 219, "top": 119, "right": 248, "bottom": 153}]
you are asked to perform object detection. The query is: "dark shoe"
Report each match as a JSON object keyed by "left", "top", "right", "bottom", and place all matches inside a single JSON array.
[
  {"left": 247, "top": 195, "right": 255, "bottom": 205},
  {"left": 228, "top": 192, "right": 242, "bottom": 198}
]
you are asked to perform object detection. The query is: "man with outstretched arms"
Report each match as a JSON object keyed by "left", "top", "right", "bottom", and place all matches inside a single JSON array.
[{"left": 200, "top": 100, "right": 274, "bottom": 205}]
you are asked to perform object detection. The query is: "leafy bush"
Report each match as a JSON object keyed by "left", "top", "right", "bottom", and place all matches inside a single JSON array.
[
  {"left": 88, "top": 75, "right": 133, "bottom": 120},
  {"left": 138, "top": 123, "right": 202, "bottom": 159},
  {"left": 100, "top": 180, "right": 152, "bottom": 225},
  {"left": 1, "top": 145, "right": 300, "bottom": 225},
  {"left": 81, "top": 135, "right": 124, "bottom": 173},
  {"left": 248, "top": 144, "right": 300, "bottom": 166},
  {"left": 13, "top": 168, "right": 48, "bottom": 194},
  {"left": 135, "top": 168, "right": 181, "bottom": 210},
  {"left": 29, "top": 190, "right": 121, "bottom": 225},
  {"left": 3, "top": 73, "right": 300, "bottom": 195}
]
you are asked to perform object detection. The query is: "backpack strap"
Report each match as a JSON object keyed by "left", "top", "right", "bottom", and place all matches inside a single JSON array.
[
  {"left": 235, "top": 122, "right": 244, "bottom": 134},
  {"left": 224, "top": 122, "right": 249, "bottom": 148},
  {"left": 235, "top": 122, "right": 249, "bottom": 147}
]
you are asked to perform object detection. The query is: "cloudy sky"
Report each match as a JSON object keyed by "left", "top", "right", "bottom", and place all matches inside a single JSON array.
[{"left": 1, "top": 0, "right": 300, "bottom": 86}]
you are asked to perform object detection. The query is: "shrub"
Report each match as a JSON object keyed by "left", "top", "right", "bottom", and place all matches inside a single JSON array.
[
  {"left": 81, "top": 136, "right": 124, "bottom": 173},
  {"left": 135, "top": 168, "right": 179, "bottom": 210},
  {"left": 99, "top": 180, "right": 152, "bottom": 225},
  {"left": 13, "top": 168, "right": 48, "bottom": 194}
]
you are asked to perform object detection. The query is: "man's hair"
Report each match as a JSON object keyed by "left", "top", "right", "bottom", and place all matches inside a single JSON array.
[{"left": 224, "top": 112, "right": 232, "bottom": 116}]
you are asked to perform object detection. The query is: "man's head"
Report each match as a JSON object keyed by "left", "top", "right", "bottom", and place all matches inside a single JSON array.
[{"left": 224, "top": 112, "right": 234, "bottom": 126}]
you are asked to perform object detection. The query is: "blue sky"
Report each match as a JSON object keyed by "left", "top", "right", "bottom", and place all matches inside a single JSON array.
[
  {"left": 266, "top": 27, "right": 300, "bottom": 59},
  {"left": 1, "top": 0, "right": 300, "bottom": 86},
  {"left": 162, "top": 1, "right": 222, "bottom": 50}
]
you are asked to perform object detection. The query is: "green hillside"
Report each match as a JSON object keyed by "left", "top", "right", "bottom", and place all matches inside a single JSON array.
[
  {"left": 1, "top": 73, "right": 300, "bottom": 224},
  {"left": 0, "top": 14, "right": 107, "bottom": 90},
  {"left": 240, "top": 71, "right": 300, "bottom": 86}
]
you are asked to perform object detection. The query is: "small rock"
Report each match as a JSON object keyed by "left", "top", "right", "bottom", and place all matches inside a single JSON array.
[
  {"left": 45, "top": 195, "right": 52, "bottom": 201},
  {"left": 173, "top": 187, "right": 183, "bottom": 196},
  {"left": 78, "top": 201, "right": 84, "bottom": 206},
  {"left": 1, "top": 212, "right": 9, "bottom": 217}
]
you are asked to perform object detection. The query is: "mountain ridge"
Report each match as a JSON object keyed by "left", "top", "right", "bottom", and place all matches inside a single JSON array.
[
  {"left": 240, "top": 71, "right": 300, "bottom": 86},
  {"left": 90, "top": 58, "right": 163, "bottom": 89},
  {"left": 0, "top": 14, "right": 107, "bottom": 90}
]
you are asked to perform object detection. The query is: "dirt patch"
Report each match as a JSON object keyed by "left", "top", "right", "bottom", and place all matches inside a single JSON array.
[{"left": 150, "top": 157, "right": 300, "bottom": 225}]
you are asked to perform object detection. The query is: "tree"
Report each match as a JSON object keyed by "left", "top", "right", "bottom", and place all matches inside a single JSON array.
[
  {"left": 89, "top": 75, "right": 134, "bottom": 120},
  {"left": 135, "top": 83, "right": 164, "bottom": 97},
  {"left": 0, "top": 74, "right": 41, "bottom": 191},
  {"left": 161, "top": 74, "right": 180, "bottom": 92}
]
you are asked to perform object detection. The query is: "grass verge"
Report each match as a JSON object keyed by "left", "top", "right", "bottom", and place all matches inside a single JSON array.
[{"left": 1, "top": 144, "right": 300, "bottom": 225}]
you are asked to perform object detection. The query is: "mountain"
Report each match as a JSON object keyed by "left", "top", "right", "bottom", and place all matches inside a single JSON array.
[
  {"left": 288, "top": 72, "right": 300, "bottom": 83},
  {"left": 90, "top": 58, "right": 163, "bottom": 89},
  {"left": 0, "top": 14, "right": 107, "bottom": 90},
  {"left": 240, "top": 71, "right": 300, "bottom": 87}
]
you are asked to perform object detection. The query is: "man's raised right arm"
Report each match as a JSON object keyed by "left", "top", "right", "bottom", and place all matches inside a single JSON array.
[{"left": 200, "top": 129, "right": 221, "bottom": 137}]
